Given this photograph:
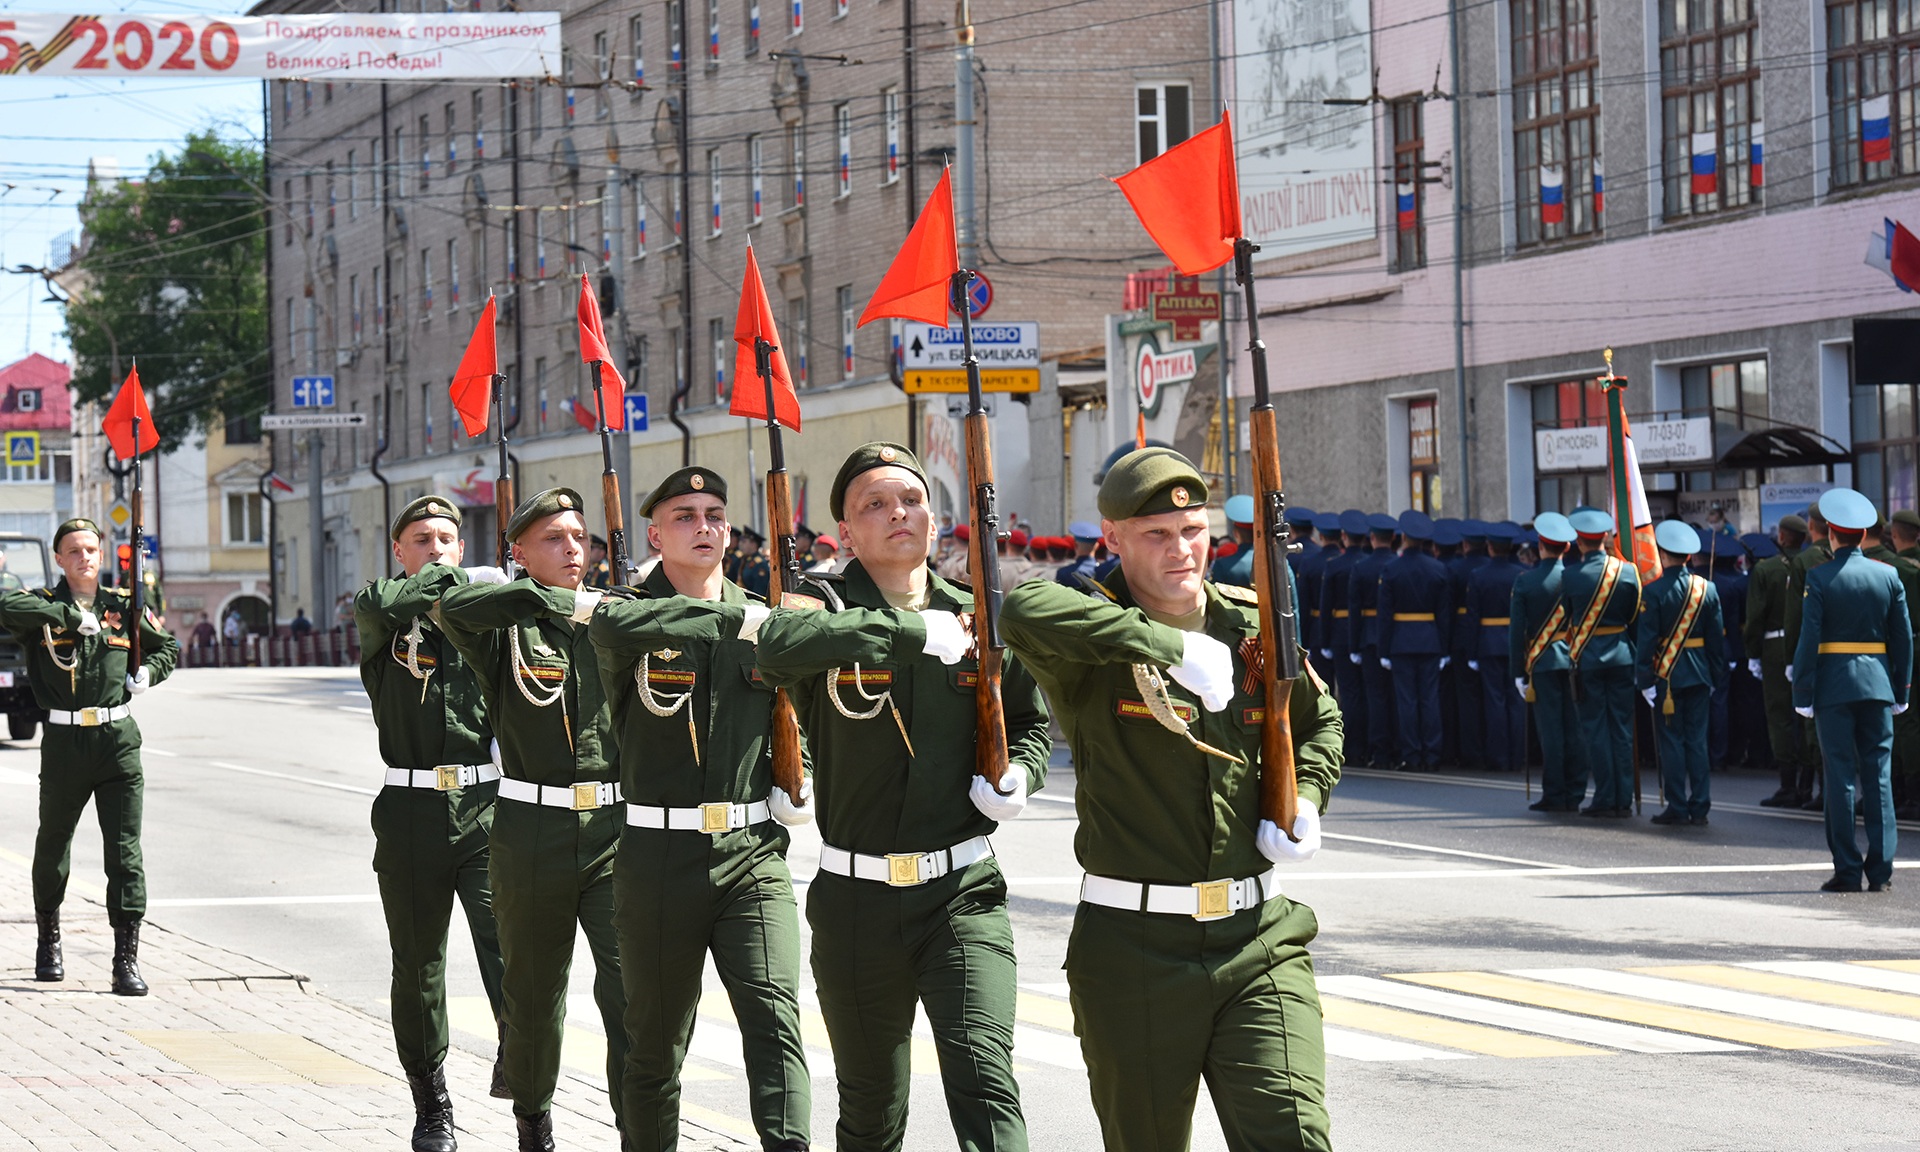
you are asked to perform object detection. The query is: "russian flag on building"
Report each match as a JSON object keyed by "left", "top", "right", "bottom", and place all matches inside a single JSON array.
[
  {"left": 1540, "top": 165, "right": 1565, "bottom": 225},
  {"left": 1690, "top": 131, "right": 1718, "bottom": 195},
  {"left": 1593, "top": 160, "right": 1604, "bottom": 215},
  {"left": 1750, "top": 122, "right": 1764, "bottom": 187},
  {"left": 1864, "top": 94, "right": 1893, "bottom": 165},
  {"left": 1396, "top": 182, "right": 1416, "bottom": 232}
]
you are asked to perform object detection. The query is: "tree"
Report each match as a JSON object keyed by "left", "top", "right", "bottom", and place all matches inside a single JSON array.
[{"left": 62, "top": 131, "right": 267, "bottom": 445}]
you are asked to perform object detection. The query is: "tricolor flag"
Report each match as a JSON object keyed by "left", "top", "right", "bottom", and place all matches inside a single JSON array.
[
  {"left": 1540, "top": 165, "right": 1565, "bottom": 226},
  {"left": 1604, "top": 376, "right": 1660, "bottom": 587},
  {"left": 1396, "top": 182, "right": 1416, "bottom": 232},
  {"left": 1866, "top": 217, "right": 1920, "bottom": 293},
  {"left": 1750, "top": 123, "right": 1764, "bottom": 187},
  {"left": 1864, "top": 95, "right": 1893, "bottom": 165},
  {"left": 1593, "top": 160, "right": 1604, "bottom": 216},
  {"left": 1690, "top": 131, "right": 1718, "bottom": 196}
]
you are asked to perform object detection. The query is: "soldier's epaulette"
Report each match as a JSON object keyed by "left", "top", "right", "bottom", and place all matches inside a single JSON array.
[
  {"left": 30, "top": 587, "right": 53, "bottom": 601},
  {"left": 1076, "top": 573, "right": 1117, "bottom": 601},
  {"left": 1214, "top": 583, "right": 1259, "bottom": 605}
]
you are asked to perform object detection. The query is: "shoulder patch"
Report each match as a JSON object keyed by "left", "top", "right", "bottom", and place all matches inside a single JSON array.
[
  {"left": 779, "top": 591, "right": 826, "bottom": 611},
  {"left": 1215, "top": 582, "right": 1259, "bottom": 604}
]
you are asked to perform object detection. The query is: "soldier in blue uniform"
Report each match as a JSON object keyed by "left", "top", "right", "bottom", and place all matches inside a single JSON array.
[
  {"left": 1321, "top": 510, "right": 1370, "bottom": 760},
  {"left": 1296, "top": 512, "right": 1343, "bottom": 658},
  {"left": 1350, "top": 513, "right": 1400, "bottom": 767},
  {"left": 1698, "top": 533, "right": 1747, "bottom": 768},
  {"left": 1287, "top": 505, "right": 1319, "bottom": 574},
  {"left": 1378, "top": 511, "right": 1451, "bottom": 771},
  {"left": 1636, "top": 522, "right": 1726, "bottom": 826},
  {"left": 1450, "top": 520, "right": 1489, "bottom": 768},
  {"left": 1465, "top": 523, "right": 1528, "bottom": 771},
  {"left": 1793, "top": 488, "right": 1913, "bottom": 893},
  {"left": 1056, "top": 521, "right": 1104, "bottom": 593},
  {"left": 1432, "top": 522, "right": 1464, "bottom": 767},
  {"left": 1562, "top": 509, "right": 1641, "bottom": 818},
  {"left": 1513, "top": 513, "right": 1584, "bottom": 810},
  {"left": 1209, "top": 495, "right": 1258, "bottom": 587}
]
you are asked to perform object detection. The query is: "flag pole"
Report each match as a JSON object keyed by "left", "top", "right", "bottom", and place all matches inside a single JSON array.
[
  {"left": 1602, "top": 349, "right": 1643, "bottom": 814},
  {"left": 129, "top": 410, "right": 144, "bottom": 675},
  {"left": 493, "top": 371, "right": 515, "bottom": 574},
  {"left": 754, "top": 337, "right": 806, "bottom": 805},
  {"left": 590, "top": 361, "right": 632, "bottom": 582},
  {"left": 952, "top": 268, "right": 1010, "bottom": 789}
]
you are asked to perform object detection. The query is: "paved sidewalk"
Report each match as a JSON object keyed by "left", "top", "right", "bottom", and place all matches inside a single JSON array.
[{"left": 0, "top": 864, "right": 753, "bottom": 1151}]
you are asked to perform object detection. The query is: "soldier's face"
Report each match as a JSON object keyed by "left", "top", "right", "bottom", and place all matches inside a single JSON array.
[
  {"left": 55, "top": 531, "right": 102, "bottom": 585},
  {"left": 1104, "top": 508, "right": 1210, "bottom": 608},
  {"left": 648, "top": 494, "right": 730, "bottom": 572},
  {"left": 392, "top": 517, "right": 464, "bottom": 577},
  {"left": 512, "top": 511, "right": 589, "bottom": 589},
  {"left": 840, "top": 468, "right": 934, "bottom": 569}
]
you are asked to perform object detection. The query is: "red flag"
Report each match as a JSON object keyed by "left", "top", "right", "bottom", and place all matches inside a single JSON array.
[
  {"left": 575, "top": 274, "right": 625, "bottom": 425},
  {"left": 730, "top": 246, "right": 802, "bottom": 432},
  {"left": 1114, "top": 111, "right": 1243, "bottom": 276},
  {"left": 858, "top": 168, "right": 959, "bottom": 328},
  {"left": 449, "top": 295, "right": 497, "bottom": 439},
  {"left": 567, "top": 397, "right": 597, "bottom": 430},
  {"left": 103, "top": 364, "right": 159, "bottom": 460},
  {"left": 1893, "top": 220, "right": 1920, "bottom": 294}
]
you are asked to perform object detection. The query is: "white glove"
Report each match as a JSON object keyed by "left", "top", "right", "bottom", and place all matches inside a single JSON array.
[
  {"left": 464, "top": 565, "right": 511, "bottom": 586},
  {"left": 919, "top": 609, "right": 971, "bottom": 665},
  {"left": 1641, "top": 686, "right": 1657, "bottom": 708},
  {"left": 770, "top": 777, "right": 815, "bottom": 826},
  {"left": 125, "top": 667, "right": 150, "bottom": 695},
  {"left": 1785, "top": 664, "right": 1795, "bottom": 684},
  {"left": 1169, "top": 630, "right": 1235, "bottom": 712},
  {"left": 1794, "top": 705, "right": 1815, "bottom": 719},
  {"left": 1898, "top": 703, "right": 1911, "bottom": 717},
  {"left": 1258, "top": 798, "right": 1321, "bottom": 863},
  {"left": 1380, "top": 657, "right": 1393, "bottom": 671},
  {"left": 738, "top": 602, "right": 771, "bottom": 643},
  {"left": 76, "top": 609, "right": 101, "bottom": 636},
  {"left": 489, "top": 738, "right": 503, "bottom": 772},
  {"left": 1748, "top": 658, "right": 1762, "bottom": 679},
  {"left": 1320, "top": 648, "right": 1332, "bottom": 661},
  {"left": 969, "top": 762, "right": 1028, "bottom": 821},
  {"left": 1439, "top": 656, "right": 1451, "bottom": 671},
  {"left": 1514, "top": 678, "right": 1527, "bottom": 696},
  {"left": 569, "top": 587, "right": 604, "bottom": 623},
  {"left": 1467, "top": 660, "right": 1479, "bottom": 672},
  {"left": 1349, "top": 652, "right": 1361, "bottom": 665}
]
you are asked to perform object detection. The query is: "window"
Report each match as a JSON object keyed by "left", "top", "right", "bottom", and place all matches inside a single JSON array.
[
  {"left": 787, "top": 296, "right": 808, "bottom": 385},
  {"left": 422, "top": 382, "right": 436, "bottom": 451},
  {"left": 286, "top": 298, "right": 296, "bottom": 364},
  {"left": 882, "top": 88, "right": 901, "bottom": 185},
  {"left": 1660, "top": 0, "right": 1760, "bottom": 218},
  {"left": 1680, "top": 356, "right": 1768, "bottom": 490},
  {"left": 668, "top": 1, "right": 685, "bottom": 74},
  {"left": 347, "top": 150, "right": 359, "bottom": 220},
  {"left": 280, "top": 79, "right": 291, "bottom": 120},
  {"left": 631, "top": 15, "right": 646, "bottom": 85},
  {"left": 445, "top": 101, "right": 458, "bottom": 174},
  {"left": 635, "top": 180, "right": 649, "bottom": 255},
  {"left": 791, "top": 0, "right": 803, "bottom": 36},
  {"left": 419, "top": 114, "right": 432, "bottom": 188},
  {"left": 421, "top": 247, "right": 434, "bottom": 317},
  {"left": 838, "top": 285, "right": 855, "bottom": 380},
  {"left": 373, "top": 265, "right": 385, "bottom": 334},
  {"left": 707, "top": 0, "right": 721, "bottom": 64},
  {"left": 505, "top": 217, "right": 518, "bottom": 281},
  {"left": 304, "top": 174, "right": 314, "bottom": 236},
  {"left": 564, "top": 47, "right": 576, "bottom": 121},
  {"left": 1826, "top": 0, "right": 1920, "bottom": 189},
  {"left": 1390, "top": 97, "right": 1425, "bottom": 270},
  {"left": 1530, "top": 376, "right": 1612, "bottom": 512},
  {"left": 536, "top": 357, "right": 549, "bottom": 430},
  {"left": 473, "top": 91, "right": 486, "bottom": 159},
  {"left": 835, "top": 103, "right": 853, "bottom": 197},
  {"left": 535, "top": 211, "right": 548, "bottom": 278},
  {"left": 635, "top": 334, "right": 650, "bottom": 397},
  {"left": 373, "top": 136, "right": 385, "bottom": 212},
  {"left": 566, "top": 206, "right": 579, "bottom": 275},
  {"left": 1512, "top": 0, "right": 1600, "bottom": 246},
  {"left": 15, "top": 389, "right": 38, "bottom": 412},
  {"left": 447, "top": 238, "right": 460, "bottom": 310},
  {"left": 672, "top": 175, "right": 684, "bottom": 243},
  {"left": 835, "top": 0, "right": 847, "bottom": 17},
  {"left": 226, "top": 410, "right": 260, "bottom": 445},
  {"left": 305, "top": 299, "right": 318, "bottom": 371},
  {"left": 284, "top": 181, "right": 294, "bottom": 245},
  {"left": 708, "top": 150, "right": 724, "bottom": 235},
  {"left": 788, "top": 124, "right": 806, "bottom": 209},
  {"left": 350, "top": 274, "right": 362, "bottom": 342},
  {"left": 749, "top": 135, "right": 765, "bottom": 223},
  {"left": 599, "top": 184, "right": 613, "bottom": 262},
  {"left": 745, "top": 0, "right": 760, "bottom": 55},
  {"left": 1136, "top": 83, "right": 1191, "bottom": 163},
  {"left": 711, "top": 317, "right": 728, "bottom": 402},
  {"left": 226, "top": 492, "right": 265, "bottom": 545},
  {"left": 326, "top": 161, "right": 336, "bottom": 229},
  {"left": 303, "top": 79, "right": 312, "bottom": 115}
]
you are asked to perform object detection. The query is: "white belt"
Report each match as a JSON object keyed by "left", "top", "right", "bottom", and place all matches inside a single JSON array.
[
  {"left": 816, "top": 835, "right": 994, "bottom": 887},
  {"left": 1765, "top": 629, "right": 1786, "bottom": 640},
  {"left": 496, "top": 777, "right": 623, "bottom": 811},
  {"left": 47, "top": 705, "right": 131, "bottom": 727},
  {"left": 1079, "top": 869, "right": 1283, "bottom": 922},
  {"left": 385, "top": 764, "right": 500, "bottom": 791},
  {"left": 626, "top": 799, "right": 771, "bottom": 834}
]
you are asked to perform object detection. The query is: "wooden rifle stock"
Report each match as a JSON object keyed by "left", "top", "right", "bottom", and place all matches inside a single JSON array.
[
  {"left": 592, "top": 361, "right": 632, "bottom": 581},
  {"left": 755, "top": 338, "right": 806, "bottom": 805},
  {"left": 955, "top": 273, "right": 1010, "bottom": 789}
]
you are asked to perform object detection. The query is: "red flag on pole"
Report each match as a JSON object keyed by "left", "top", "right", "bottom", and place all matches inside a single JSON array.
[
  {"left": 103, "top": 364, "right": 159, "bottom": 460},
  {"left": 730, "top": 245, "right": 802, "bottom": 431},
  {"left": 1114, "top": 112, "right": 1243, "bottom": 276},
  {"left": 858, "top": 168, "right": 959, "bottom": 328},
  {"left": 575, "top": 273, "right": 625, "bottom": 426},
  {"left": 449, "top": 295, "right": 497, "bottom": 438}
]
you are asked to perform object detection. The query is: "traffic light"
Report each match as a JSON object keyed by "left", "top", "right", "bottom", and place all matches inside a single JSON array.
[{"left": 116, "top": 543, "right": 133, "bottom": 584}]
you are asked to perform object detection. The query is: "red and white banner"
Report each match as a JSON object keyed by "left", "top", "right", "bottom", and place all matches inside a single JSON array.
[{"left": 0, "top": 13, "right": 560, "bottom": 79}]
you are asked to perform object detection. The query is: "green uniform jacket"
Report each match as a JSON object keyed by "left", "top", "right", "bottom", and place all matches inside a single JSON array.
[
  {"left": 1742, "top": 550, "right": 1796, "bottom": 654},
  {"left": 1866, "top": 545, "right": 1920, "bottom": 641},
  {"left": 1791, "top": 546, "right": 1914, "bottom": 709},
  {"left": 0, "top": 580, "right": 177, "bottom": 710},
  {"left": 1633, "top": 569, "right": 1726, "bottom": 693},
  {"left": 1782, "top": 539, "right": 1834, "bottom": 665},
  {"left": 999, "top": 573, "right": 1342, "bottom": 884},
  {"left": 755, "top": 561, "right": 1051, "bottom": 855},
  {"left": 1560, "top": 549, "right": 1641, "bottom": 670},
  {"left": 1508, "top": 554, "right": 1571, "bottom": 674}
]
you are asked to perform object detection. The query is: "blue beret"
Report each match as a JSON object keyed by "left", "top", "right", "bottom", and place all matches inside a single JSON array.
[
  {"left": 1461, "top": 519, "right": 1489, "bottom": 540},
  {"left": 1570, "top": 509, "right": 1616, "bottom": 537},
  {"left": 1224, "top": 494, "right": 1256, "bottom": 526},
  {"left": 1399, "top": 510, "right": 1435, "bottom": 540},
  {"left": 1340, "top": 509, "right": 1370, "bottom": 536},
  {"left": 1486, "top": 522, "right": 1519, "bottom": 543},
  {"left": 1068, "top": 520, "right": 1101, "bottom": 541},
  {"left": 1286, "top": 504, "right": 1316, "bottom": 527},
  {"left": 1534, "top": 512, "right": 1577, "bottom": 545},
  {"left": 1367, "top": 513, "right": 1400, "bottom": 534},
  {"left": 1519, "top": 529, "right": 1540, "bottom": 548},
  {"left": 1819, "top": 487, "right": 1877, "bottom": 531},
  {"left": 1712, "top": 532, "right": 1747, "bottom": 560},
  {"left": 1313, "top": 511, "right": 1341, "bottom": 535},
  {"left": 1744, "top": 533, "right": 1779, "bottom": 559},
  {"left": 1433, "top": 517, "right": 1462, "bottom": 531},
  {"left": 1654, "top": 519, "right": 1700, "bottom": 556},
  {"left": 1434, "top": 525, "right": 1464, "bottom": 547}
]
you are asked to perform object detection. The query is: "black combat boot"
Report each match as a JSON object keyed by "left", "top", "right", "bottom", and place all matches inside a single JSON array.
[
  {"left": 111, "top": 921, "right": 148, "bottom": 996},
  {"left": 515, "top": 1111, "right": 554, "bottom": 1152},
  {"left": 406, "top": 1066, "right": 457, "bottom": 1152},
  {"left": 34, "top": 909, "right": 62, "bottom": 982}
]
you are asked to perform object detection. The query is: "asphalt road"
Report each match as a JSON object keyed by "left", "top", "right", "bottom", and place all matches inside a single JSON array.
[{"left": 7, "top": 666, "right": 1920, "bottom": 1151}]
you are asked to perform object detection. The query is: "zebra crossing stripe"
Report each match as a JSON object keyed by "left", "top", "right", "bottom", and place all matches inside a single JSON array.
[
  {"left": 1321, "top": 1026, "right": 1471, "bottom": 1062},
  {"left": 1745, "top": 960, "right": 1920, "bottom": 1000},
  {"left": 1636, "top": 964, "right": 1920, "bottom": 1020},
  {"left": 1321, "top": 994, "right": 1606, "bottom": 1057},
  {"left": 1516, "top": 968, "right": 1920, "bottom": 1046},
  {"left": 1316, "top": 975, "right": 1745, "bottom": 1053}
]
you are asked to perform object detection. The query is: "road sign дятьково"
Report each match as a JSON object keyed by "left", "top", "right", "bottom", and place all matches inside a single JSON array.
[{"left": 901, "top": 321, "right": 1039, "bottom": 394}]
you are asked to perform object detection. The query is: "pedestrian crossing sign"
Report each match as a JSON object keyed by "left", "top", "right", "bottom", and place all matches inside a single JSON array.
[{"left": 5, "top": 431, "right": 38, "bottom": 467}]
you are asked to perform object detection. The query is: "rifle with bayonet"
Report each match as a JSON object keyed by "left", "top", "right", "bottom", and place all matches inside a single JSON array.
[
  {"left": 952, "top": 269, "right": 1011, "bottom": 790},
  {"left": 589, "top": 361, "right": 633, "bottom": 583},
  {"left": 493, "top": 374, "right": 516, "bottom": 575},
  {"left": 753, "top": 336, "right": 808, "bottom": 805}
]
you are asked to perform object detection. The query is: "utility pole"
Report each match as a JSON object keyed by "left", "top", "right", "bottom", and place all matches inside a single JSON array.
[
  {"left": 953, "top": 1, "right": 978, "bottom": 270},
  {"left": 1210, "top": 0, "right": 1235, "bottom": 498},
  {"left": 1448, "top": 0, "right": 1472, "bottom": 516},
  {"left": 308, "top": 433, "right": 325, "bottom": 630}
]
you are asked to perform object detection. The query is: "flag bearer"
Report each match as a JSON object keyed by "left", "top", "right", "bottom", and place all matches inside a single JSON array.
[
  {"left": 1562, "top": 509, "right": 1641, "bottom": 818},
  {"left": 1513, "top": 513, "right": 1584, "bottom": 810},
  {"left": 1795, "top": 489, "right": 1913, "bottom": 893},
  {"left": 438, "top": 488, "right": 627, "bottom": 1152},
  {"left": 1635, "top": 521, "right": 1725, "bottom": 826},
  {"left": 1464, "top": 522, "right": 1528, "bottom": 772},
  {"left": 588, "top": 467, "right": 812, "bottom": 1152},
  {"left": 1749, "top": 515, "right": 1811, "bottom": 806},
  {"left": 354, "top": 496, "right": 510, "bottom": 1152},
  {"left": 755, "top": 442, "right": 1053, "bottom": 1152},
  {"left": 1377, "top": 510, "right": 1450, "bottom": 772},
  {"left": 999, "top": 447, "right": 1344, "bottom": 1152},
  {"left": 1, "top": 518, "right": 176, "bottom": 996}
]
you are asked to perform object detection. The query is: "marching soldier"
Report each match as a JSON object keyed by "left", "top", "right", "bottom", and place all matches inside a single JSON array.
[
  {"left": 1000, "top": 448, "right": 1344, "bottom": 1152},
  {"left": 1056, "top": 521, "right": 1104, "bottom": 593},
  {"left": 1449, "top": 520, "right": 1489, "bottom": 768},
  {"left": 1562, "top": 509, "right": 1641, "bottom": 818},
  {"left": 354, "top": 496, "right": 510, "bottom": 1152},
  {"left": 1792, "top": 488, "right": 1912, "bottom": 893},
  {"left": 1377, "top": 511, "right": 1450, "bottom": 772},
  {"left": 1464, "top": 523, "right": 1528, "bottom": 772},
  {"left": 1635, "top": 522, "right": 1725, "bottom": 826},
  {"left": 1, "top": 518, "right": 176, "bottom": 997},
  {"left": 1350, "top": 513, "right": 1399, "bottom": 767},
  {"left": 587, "top": 466, "right": 812, "bottom": 1152},
  {"left": 1513, "top": 513, "right": 1584, "bottom": 811},
  {"left": 585, "top": 536, "right": 614, "bottom": 589},
  {"left": 438, "top": 489, "right": 627, "bottom": 1152},
  {"left": 1296, "top": 511, "right": 1343, "bottom": 659},
  {"left": 1863, "top": 515, "right": 1920, "bottom": 819},
  {"left": 1783, "top": 507, "right": 1835, "bottom": 811},
  {"left": 1208, "top": 495, "right": 1257, "bottom": 587},
  {"left": 1319, "top": 510, "right": 1370, "bottom": 760},
  {"left": 1749, "top": 515, "right": 1810, "bottom": 806},
  {"left": 755, "top": 443, "right": 1052, "bottom": 1152}
]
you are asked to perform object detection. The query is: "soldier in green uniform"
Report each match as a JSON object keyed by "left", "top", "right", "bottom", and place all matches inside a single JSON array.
[
  {"left": 1634, "top": 521, "right": 1725, "bottom": 826},
  {"left": 1749, "top": 515, "right": 1808, "bottom": 806},
  {"left": 756, "top": 442, "right": 1052, "bottom": 1152},
  {"left": 0, "top": 518, "right": 177, "bottom": 996},
  {"left": 1561, "top": 510, "right": 1641, "bottom": 818},
  {"left": 1783, "top": 507, "right": 1834, "bottom": 810},
  {"left": 1513, "top": 513, "right": 1585, "bottom": 812},
  {"left": 999, "top": 448, "right": 1342, "bottom": 1152},
  {"left": 438, "top": 489, "right": 626, "bottom": 1152},
  {"left": 1891, "top": 508, "right": 1920, "bottom": 818},
  {"left": 586, "top": 535, "right": 614, "bottom": 589},
  {"left": 588, "top": 466, "right": 811, "bottom": 1152},
  {"left": 355, "top": 495, "right": 511, "bottom": 1152},
  {"left": 1863, "top": 515, "right": 1920, "bottom": 819}
]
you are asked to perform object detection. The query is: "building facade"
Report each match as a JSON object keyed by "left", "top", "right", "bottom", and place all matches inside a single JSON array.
[{"left": 0, "top": 353, "right": 77, "bottom": 542}]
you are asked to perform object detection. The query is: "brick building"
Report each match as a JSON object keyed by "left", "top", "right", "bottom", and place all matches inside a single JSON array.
[{"left": 0, "top": 352, "right": 77, "bottom": 541}]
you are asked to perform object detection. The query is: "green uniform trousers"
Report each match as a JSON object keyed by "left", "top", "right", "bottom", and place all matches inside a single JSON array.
[
  {"left": 1653, "top": 684, "right": 1712, "bottom": 819},
  {"left": 614, "top": 825, "right": 809, "bottom": 1152},
  {"left": 1066, "top": 897, "right": 1331, "bottom": 1152},
  {"left": 488, "top": 801, "right": 627, "bottom": 1123},
  {"left": 372, "top": 788, "right": 508, "bottom": 1078},
  {"left": 1575, "top": 667, "right": 1636, "bottom": 810},
  {"left": 808, "top": 861, "right": 1025, "bottom": 1152},
  {"left": 1766, "top": 640, "right": 1823, "bottom": 795},
  {"left": 1893, "top": 703, "right": 1920, "bottom": 804},
  {"left": 35, "top": 723, "right": 145, "bottom": 925},
  {"left": 1818, "top": 701, "right": 1898, "bottom": 887}
]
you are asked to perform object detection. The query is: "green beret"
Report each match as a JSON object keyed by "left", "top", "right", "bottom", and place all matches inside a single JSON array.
[
  {"left": 1776, "top": 514, "right": 1808, "bottom": 535},
  {"left": 830, "top": 441, "right": 927, "bottom": 521},
  {"left": 640, "top": 466, "right": 729, "bottom": 518},
  {"left": 506, "top": 487, "right": 587, "bottom": 542},
  {"left": 1097, "top": 447, "right": 1209, "bottom": 521},
  {"left": 53, "top": 518, "right": 102, "bottom": 550},
  {"left": 1892, "top": 509, "right": 1920, "bottom": 531},
  {"left": 390, "top": 494, "right": 463, "bottom": 541}
]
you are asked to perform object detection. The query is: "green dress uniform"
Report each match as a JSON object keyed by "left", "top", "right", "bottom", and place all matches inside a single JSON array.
[
  {"left": 1000, "top": 572, "right": 1343, "bottom": 1152},
  {"left": 1744, "top": 541, "right": 1806, "bottom": 801},
  {"left": 756, "top": 559, "right": 1053, "bottom": 1152},
  {"left": 1510, "top": 549, "right": 1583, "bottom": 810},
  {"left": 1782, "top": 534, "right": 1835, "bottom": 802},
  {"left": 590, "top": 562, "right": 810, "bottom": 1152},
  {"left": 1865, "top": 542, "right": 1920, "bottom": 812},
  {"left": 438, "top": 570, "right": 627, "bottom": 1132},
  {"left": 355, "top": 563, "right": 508, "bottom": 1083},
  {"left": 1634, "top": 558, "right": 1725, "bottom": 823},
  {"left": 1560, "top": 535, "right": 1641, "bottom": 816}
]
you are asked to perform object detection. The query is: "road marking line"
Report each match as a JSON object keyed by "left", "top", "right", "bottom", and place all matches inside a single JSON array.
[
  {"left": 1747, "top": 961, "right": 1920, "bottom": 999},
  {"left": 1636, "top": 964, "right": 1920, "bottom": 1020},
  {"left": 206, "top": 760, "right": 379, "bottom": 796},
  {"left": 127, "top": 1030, "right": 383, "bottom": 1085},
  {"left": 1514, "top": 968, "right": 1920, "bottom": 1045},
  {"left": 1318, "top": 832, "right": 1569, "bottom": 869},
  {"left": 147, "top": 894, "right": 381, "bottom": 907},
  {"left": 1321, "top": 1025, "right": 1471, "bottom": 1062},
  {"left": 1320, "top": 995, "right": 1606, "bottom": 1057},
  {"left": 144, "top": 748, "right": 178, "bottom": 757},
  {"left": 1316, "top": 975, "right": 1745, "bottom": 1053},
  {"left": 1394, "top": 971, "right": 1876, "bottom": 1050},
  {"left": 1017, "top": 991, "right": 1077, "bottom": 1033},
  {"left": 0, "top": 844, "right": 106, "bottom": 899},
  {"left": 1859, "top": 959, "right": 1920, "bottom": 977}
]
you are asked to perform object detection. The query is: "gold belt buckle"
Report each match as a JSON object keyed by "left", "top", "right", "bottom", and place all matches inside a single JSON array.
[
  {"left": 1192, "top": 878, "right": 1233, "bottom": 921},
  {"left": 572, "top": 783, "right": 601, "bottom": 811},
  {"left": 78, "top": 707, "right": 102, "bottom": 726},
  {"left": 700, "top": 802, "right": 733, "bottom": 834},
  {"left": 435, "top": 765, "right": 461, "bottom": 791},
  {"left": 886, "top": 853, "right": 925, "bottom": 887}
]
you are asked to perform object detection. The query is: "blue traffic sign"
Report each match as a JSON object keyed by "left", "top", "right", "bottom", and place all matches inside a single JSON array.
[
  {"left": 291, "top": 375, "right": 336, "bottom": 409},
  {"left": 955, "top": 273, "right": 992, "bottom": 319},
  {"left": 625, "top": 393, "right": 649, "bottom": 433}
]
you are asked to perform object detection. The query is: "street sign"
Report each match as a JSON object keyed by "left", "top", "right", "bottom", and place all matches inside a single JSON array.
[
  {"left": 625, "top": 393, "right": 649, "bottom": 433},
  {"left": 901, "top": 321, "right": 1040, "bottom": 394},
  {"left": 107, "top": 499, "right": 132, "bottom": 529},
  {"left": 953, "top": 273, "right": 992, "bottom": 319},
  {"left": 262, "top": 411, "right": 368, "bottom": 431},
  {"left": 291, "top": 375, "right": 336, "bottom": 409},
  {"left": 1134, "top": 337, "right": 1197, "bottom": 418},
  {"left": 4, "top": 431, "right": 38, "bottom": 467},
  {"left": 1150, "top": 280, "right": 1222, "bottom": 341}
]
